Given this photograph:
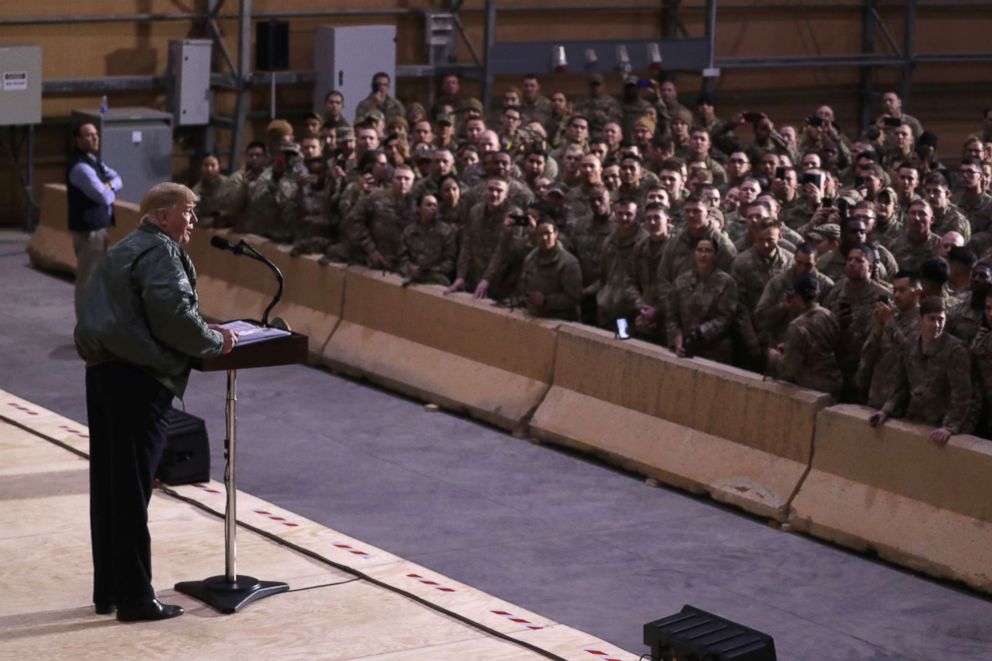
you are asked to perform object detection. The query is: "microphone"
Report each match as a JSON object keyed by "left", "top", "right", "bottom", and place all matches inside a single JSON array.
[{"left": 208, "top": 235, "right": 284, "bottom": 327}]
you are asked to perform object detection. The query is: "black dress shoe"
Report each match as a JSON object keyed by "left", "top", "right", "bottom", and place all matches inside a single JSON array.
[
  {"left": 116, "top": 599, "right": 184, "bottom": 622},
  {"left": 94, "top": 602, "right": 115, "bottom": 615}
]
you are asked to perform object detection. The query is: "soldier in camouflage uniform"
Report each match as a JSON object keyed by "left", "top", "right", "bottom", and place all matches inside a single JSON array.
[
  {"left": 630, "top": 203, "right": 671, "bottom": 342},
  {"left": 570, "top": 186, "right": 614, "bottom": 324},
  {"left": 447, "top": 178, "right": 515, "bottom": 296},
  {"left": 947, "top": 262, "right": 992, "bottom": 346},
  {"left": 657, "top": 196, "right": 737, "bottom": 293},
  {"left": 575, "top": 74, "right": 622, "bottom": 134},
  {"left": 224, "top": 141, "right": 268, "bottom": 228},
  {"left": 888, "top": 199, "right": 942, "bottom": 271},
  {"left": 953, "top": 158, "right": 992, "bottom": 247},
  {"left": 857, "top": 270, "right": 921, "bottom": 409},
  {"left": 594, "top": 198, "right": 648, "bottom": 328},
  {"left": 923, "top": 173, "right": 970, "bottom": 241},
  {"left": 824, "top": 244, "right": 892, "bottom": 402},
  {"left": 354, "top": 72, "right": 405, "bottom": 125},
  {"left": 666, "top": 236, "right": 738, "bottom": 364},
  {"left": 766, "top": 275, "right": 843, "bottom": 398},
  {"left": 870, "top": 296, "right": 974, "bottom": 445},
  {"left": 290, "top": 157, "right": 335, "bottom": 256},
  {"left": 515, "top": 220, "right": 583, "bottom": 320},
  {"left": 191, "top": 154, "right": 229, "bottom": 227},
  {"left": 968, "top": 295, "right": 992, "bottom": 437},
  {"left": 398, "top": 193, "right": 458, "bottom": 286},
  {"left": 236, "top": 145, "right": 300, "bottom": 241},
  {"left": 344, "top": 164, "right": 416, "bottom": 269},
  {"left": 520, "top": 75, "right": 553, "bottom": 128},
  {"left": 754, "top": 242, "right": 835, "bottom": 347}
]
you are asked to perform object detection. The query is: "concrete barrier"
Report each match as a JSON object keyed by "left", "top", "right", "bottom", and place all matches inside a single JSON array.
[
  {"left": 530, "top": 324, "right": 833, "bottom": 521},
  {"left": 26, "top": 184, "right": 75, "bottom": 274},
  {"left": 27, "top": 183, "right": 141, "bottom": 275},
  {"left": 789, "top": 404, "right": 992, "bottom": 593},
  {"left": 322, "top": 268, "right": 559, "bottom": 432},
  {"left": 257, "top": 242, "right": 345, "bottom": 359}
]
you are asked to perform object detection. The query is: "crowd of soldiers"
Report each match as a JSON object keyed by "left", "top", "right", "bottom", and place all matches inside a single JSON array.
[{"left": 187, "top": 69, "right": 992, "bottom": 444}]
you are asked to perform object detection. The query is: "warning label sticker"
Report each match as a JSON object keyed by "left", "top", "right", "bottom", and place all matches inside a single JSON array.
[{"left": 3, "top": 71, "right": 28, "bottom": 91}]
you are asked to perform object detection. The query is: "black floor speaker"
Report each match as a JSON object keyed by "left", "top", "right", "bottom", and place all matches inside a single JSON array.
[{"left": 157, "top": 408, "right": 210, "bottom": 485}]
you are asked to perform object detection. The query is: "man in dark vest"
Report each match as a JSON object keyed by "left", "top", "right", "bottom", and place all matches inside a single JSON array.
[{"left": 67, "top": 122, "right": 122, "bottom": 318}]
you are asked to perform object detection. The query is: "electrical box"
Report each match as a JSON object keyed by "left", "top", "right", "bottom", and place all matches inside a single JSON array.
[
  {"left": 71, "top": 107, "right": 174, "bottom": 205},
  {"left": 312, "top": 26, "right": 396, "bottom": 124},
  {"left": 0, "top": 44, "right": 42, "bottom": 125},
  {"left": 169, "top": 39, "right": 212, "bottom": 126}
]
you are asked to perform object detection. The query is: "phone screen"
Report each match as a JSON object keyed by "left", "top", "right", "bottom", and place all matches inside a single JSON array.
[{"left": 616, "top": 318, "right": 631, "bottom": 340}]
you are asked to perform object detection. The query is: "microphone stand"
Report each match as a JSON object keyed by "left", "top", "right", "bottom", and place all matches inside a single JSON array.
[{"left": 234, "top": 240, "right": 284, "bottom": 328}]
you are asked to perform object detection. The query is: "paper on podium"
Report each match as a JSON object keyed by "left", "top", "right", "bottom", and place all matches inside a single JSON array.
[{"left": 220, "top": 320, "right": 291, "bottom": 346}]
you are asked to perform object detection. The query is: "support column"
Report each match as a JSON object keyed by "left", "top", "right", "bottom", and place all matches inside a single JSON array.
[
  {"left": 230, "top": 0, "right": 252, "bottom": 169},
  {"left": 859, "top": 1, "right": 877, "bottom": 131},
  {"left": 481, "top": 0, "right": 496, "bottom": 114},
  {"left": 901, "top": 0, "right": 917, "bottom": 109}
]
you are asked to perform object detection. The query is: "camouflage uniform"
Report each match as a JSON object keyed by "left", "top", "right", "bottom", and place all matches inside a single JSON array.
[
  {"left": 521, "top": 95, "right": 553, "bottom": 128},
  {"left": 735, "top": 244, "right": 795, "bottom": 295},
  {"left": 576, "top": 94, "right": 622, "bottom": 133},
  {"left": 515, "top": 244, "right": 583, "bottom": 320},
  {"left": 595, "top": 226, "right": 649, "bottom": 328},
  {"left": 354, "top": 94, "right": 406, "bottom": 125},
  {"left": 882, "top": 332, "right": 974, "bottom": 435},
  {"left": 768, "top": 304, "right": 843, "bottom": 398},
  {"left": 657, "top": 226, "right": 738, "bottom": 290},
  {"left": 398, "top": 220, "right": 458, "bottom": 285},
  {"left": 570, "top": 213, "right": 614, "bottom": 289},
  {"left": 457, "top": 200, "right": 512, "bottom": 289},
  {"left": 946, "top": 293, "right": 987, "bottom": 346},
  {"left": 628, "top": 234, "right": 670, "bottom": 338},
  {"left": 858, "top": 308, "right": 920, "bottom": 409},
  {"left": 483, "top": 225, "right": 538, "bottom": 300},
  {"left": 192, "top": 174, "right": 230, "bottom": 227},
  {"left": 887, "top": 232, "right": 941, "bottom": 271},
  {"left": 824, "top": 277, "right": 891, "bottom": 400},
  {"left": 952, "top": 190, "right": 992, "bottom": 236},
  {"left": 460, "top": 178, "right": 534, "bottom": 220},
  {"left": 969, "top": 328, "right": 992, "bottom": 436},
  {"left": 933, "top": 204, "right": 972, "bottom": 242},
  {"left": 872, "top": 215, "right": 904, "bottom": 250},
  {"left": 236, "top": 168, "right": 298, "bottom": 241},
  {"left": 344, "top": 188, "right": 416, "bottom": 269},
  {"left": 779, "top": 200, "right": 819, "bottom": 233},
  {"left": 816, "top": 244, "right": 897, "bottom": 284},
  {"left": 666, "top": 269, "right": 738, "bottom": 363},
  {"left": 754, "top": 269, "right": 835, "bottom": 346}
]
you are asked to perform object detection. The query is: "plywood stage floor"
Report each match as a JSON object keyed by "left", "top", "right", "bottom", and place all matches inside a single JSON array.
[{"left": 0, "top": 390, "right": 636, "bottom": 661}]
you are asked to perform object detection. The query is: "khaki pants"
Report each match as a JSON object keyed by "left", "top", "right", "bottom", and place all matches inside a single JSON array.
[{"left": 73, "top": 228, "right": 108, "bottom": 319}]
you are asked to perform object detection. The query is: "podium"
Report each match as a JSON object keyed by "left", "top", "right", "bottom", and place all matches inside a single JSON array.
[{"left": 174, "top": 329, "right": 308, "bottom": 614}]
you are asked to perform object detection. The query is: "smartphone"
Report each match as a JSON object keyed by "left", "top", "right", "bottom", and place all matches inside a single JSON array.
[
  {"left": 837, "top": 198, "right": 849, "bottom": 216},
  {"left": 637, "top": 79, "right": 653, "bottom": 89},
  {"left": 509, "top": 213, "right": 531, "bottom": 227},
  {"left": 807, "top": 115, "right": 825, "bottom": 127},
  {"left": 742, "top": 112, "right": 764, "bottom": 123},
  {"left": 801, "top": 172, "right": 823, "bottom": 188},
  {"left": 878, "top": 294, "right": 892, "bottom": 305},
  {"left": 854, "top": 175, "right": 866, "bottom": 187},
  {"left": 616, "top": 318, "right": 631, "bottom": 340},
  {"left": 775, "top": 166, "right": 787, "bottom": 180},
  {"left": 883, "top": 116, "right": 902, "bottom": 127},
  {"left": 821, "top": 197, "right": 834, "bottom": 209}
]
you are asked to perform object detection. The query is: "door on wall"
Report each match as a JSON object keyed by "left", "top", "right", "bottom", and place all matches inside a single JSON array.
[{"left": 313, "top": 25, "right": 397, "bottom": 124}]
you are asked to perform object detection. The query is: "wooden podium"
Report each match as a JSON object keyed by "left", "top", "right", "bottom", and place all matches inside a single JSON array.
[{"left": 174, "top": 329, "right": 308, "bottom": 614}]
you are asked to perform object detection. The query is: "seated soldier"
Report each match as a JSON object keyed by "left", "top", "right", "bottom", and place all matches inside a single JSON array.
[
  {"left": 398, "top": 193, "right": 458, "bottom": 286},
  {"left": 869, "top": 296, "right": 974, "bottom": 445},
  {"left": 766, "top": 275, "right": 843, "bottom": 398},
  {"left": 514, "top": 219, "right": 583, "bottom": 320}
]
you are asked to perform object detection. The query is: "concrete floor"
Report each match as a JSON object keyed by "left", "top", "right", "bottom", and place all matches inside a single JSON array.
[{"left": 4, "top": 229, "right": 992, "bottom": 660}]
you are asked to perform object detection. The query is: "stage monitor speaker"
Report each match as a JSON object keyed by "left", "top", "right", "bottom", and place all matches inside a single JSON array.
[
  {"left": 256, "top": 20, "right": 289, "bottom": 71},
  {"left": 644, "top": 605, "right": 777, "bottom": 661},
  {"left": 157, "top": 408, "right": 210, "bottom": 485}
]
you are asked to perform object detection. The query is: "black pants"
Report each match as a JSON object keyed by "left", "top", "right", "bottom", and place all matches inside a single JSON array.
[{"left": 86, "top": 362, "right": 173, "bottom": 607}]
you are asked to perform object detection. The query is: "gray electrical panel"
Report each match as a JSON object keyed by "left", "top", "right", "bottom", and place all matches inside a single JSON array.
[
  {"left": 169, "top": 39, "right": 213, "bottom": 126},
  {"left": 71, "top": 107, "right": 174, "bottom": 205},
  {"left": 0, "top": 44, "right": 42, "bottom": 125},
  {"left": 312, "top": 26, "right": 396, "bottom": 124}
]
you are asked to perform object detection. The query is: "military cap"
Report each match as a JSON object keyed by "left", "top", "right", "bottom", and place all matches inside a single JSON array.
[
  {"left": 436, "top": 113, "right": 455, "bottom": 126},
  {"left": 462, "top": 98, "right": 484, "bottom": 113},
  {"left": 337, "top": 127, "right": 356, "bottom": 141},
  {"left": 809, "top": 223, "right": 841, "bottom": 242},
  {"left": 266, "top": 119, "right": 293, "bottom": 138},
  {"left": 589, "top": 73, "right": 605, "bottom": 86},
  {"left": 634, "top": 116, "right": 657, "bottom": 134},
  {"left": 545, "top": 182, "right": 568, "bottom": 197},
  {"left": 363, "top": 110, "right": 385, "bottom": 123},
  {"left": 671, "top": 107, "right": 694, "bottom": 126}
]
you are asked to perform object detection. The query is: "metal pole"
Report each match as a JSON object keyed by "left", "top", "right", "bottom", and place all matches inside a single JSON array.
[
  {"left": 901, "top": 0, "right": 917, "bottom": 109},
  {"left": 482, "top": 0, "right": 496, "bottom": 114},
  {"left": 859, "top": 1, "right": 877, "bottom": 132},
  {"left": 225, "top": 368, "right": 238, "bottom": 582},
  {"left": 230, "top": 0, "right": 251, "bottom": 171},
  {"left": 703, "top": 0, "right": 717, "bottom": 94},
  {"left": 25, "top": 125, "right": 35, "bottom": 231},
  {"left": 270, "top": 76, "right": 276, "bottom": 120}
]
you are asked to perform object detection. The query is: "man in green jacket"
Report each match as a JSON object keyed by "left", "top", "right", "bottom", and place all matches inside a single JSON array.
[{"left": 75, "top": 182, "right": 237, "bottom": 622}]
